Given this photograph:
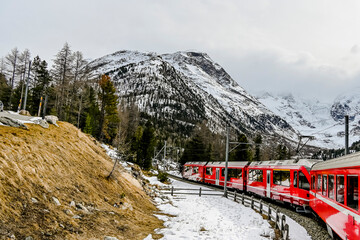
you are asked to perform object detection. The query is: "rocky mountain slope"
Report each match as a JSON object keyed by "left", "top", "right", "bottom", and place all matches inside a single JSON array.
[
  {"left": 0, "top": 122, "right": 162, "bottom": 239},
  {"left": 256, "top": 90, "right": 360, "bottom": 149},
  {"left": 88, "top": 51, "right": 298, "bottom": 140}
]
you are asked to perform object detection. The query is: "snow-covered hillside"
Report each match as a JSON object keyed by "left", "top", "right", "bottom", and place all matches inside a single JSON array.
[
  {"left": 88, "top": 50, "right": 298, "bottom": 140},
  {"left": 256, "top": 91, "right": 360, "bottom": 149}
]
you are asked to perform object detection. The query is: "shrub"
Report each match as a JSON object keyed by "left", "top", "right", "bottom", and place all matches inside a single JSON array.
[{"left": 157, "top": 171, "right": 168, "bottom": 183}]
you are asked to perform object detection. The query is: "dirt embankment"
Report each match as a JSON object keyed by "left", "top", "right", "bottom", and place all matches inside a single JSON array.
[{"left": 0, "top": 122, "right": 163, "bottom": 239}]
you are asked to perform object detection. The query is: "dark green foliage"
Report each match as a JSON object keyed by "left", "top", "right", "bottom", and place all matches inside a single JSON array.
[
  {"left": 136, "top": 121, "right": 156, "bottom": 170},
  {"left": 253, "top": 134, "right": 262, "bottom": 161},
  {"left": 275, "top": 144, "right": 290, "bottom": 160},
  {"left": 0, "top": 73, "right": 11, "bottom": 109},
  {"left": 157, "top": 171, "right": 168, "bottom": 183},
  {"left": 98, "top": 75, "right": 119, "bottom": 143},
  {"left": 179, "top": 134, "right": 209, "bottom": 171},
  {"left": 229, "top": 133, "right": 252, "bottom": 161}
]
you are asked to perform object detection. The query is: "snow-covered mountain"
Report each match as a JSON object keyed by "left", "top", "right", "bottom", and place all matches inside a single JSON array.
[
  {"left": 256, "top": 91, "right": 360, "bottom": 149},
  {"left": 88, "top": 50, "right": 298, "bottom": 140}
]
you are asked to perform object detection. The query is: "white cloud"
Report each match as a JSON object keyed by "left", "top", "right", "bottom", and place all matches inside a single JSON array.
[{"left": 1, "top": 0, "right": 360, "bottom": 102}]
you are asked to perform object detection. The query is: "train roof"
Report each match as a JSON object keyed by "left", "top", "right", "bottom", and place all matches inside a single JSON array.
[
  {"left": 311, "top": 151, "right": 360, "bottom": 171},
  {"left": 206, "top": 161, "right": 248, "bottom": 167},
  {"left": 184, "top": 162, "right": 207, "bottom": 166},
  {"left": 249, "top": 159, "right": 322, "bottom": 172}
]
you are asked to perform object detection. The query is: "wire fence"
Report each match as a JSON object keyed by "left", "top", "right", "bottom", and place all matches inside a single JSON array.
[{"left": 160, "top": 187, "right": 290, "bottom": 240}]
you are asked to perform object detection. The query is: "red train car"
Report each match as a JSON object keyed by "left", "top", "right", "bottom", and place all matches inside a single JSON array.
[
  {"left": 182, "top": 162, "right": 206, "bottom": 182},
  {"left": 246, "top": 159, "right": 320, "bottom": 209},
  {"left": 310, "top": 152, "right": 360, "bottom": 240},
  {"left": 203, "top": 162, "right": 248, "bottom": 191}
]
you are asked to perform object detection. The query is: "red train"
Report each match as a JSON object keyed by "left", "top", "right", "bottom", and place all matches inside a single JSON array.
[
  {"left": 183, "top": 153, "right": 360, "bottom": 240},
  {"left": 310, "top": 152, "right": 360, "bottom": 240}
]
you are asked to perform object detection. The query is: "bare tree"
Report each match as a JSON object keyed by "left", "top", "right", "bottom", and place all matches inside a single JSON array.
[
  {"left": 52, "top": 42, "right": 74, "bottom": 119},
  {"left": 5, "top": 47, "right": 19, "bottom": 108}
]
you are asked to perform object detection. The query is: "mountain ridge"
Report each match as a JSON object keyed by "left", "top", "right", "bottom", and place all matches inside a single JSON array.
[{"left": 88, "top": 50, "right": 298, "bottom": 141}]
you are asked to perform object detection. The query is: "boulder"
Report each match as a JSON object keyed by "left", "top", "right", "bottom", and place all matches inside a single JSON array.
[
  {"left": 0, "top": 116, "right": 28, "bottom": 130},
  {"left": 19, "top": 110, "right": 31, "bottom": 116},
  {"left": 33, "top": 119, "right": 49, "bottom": 129},
  {"left": 45, "top": 115, "right": 59, "bottom": 127}
]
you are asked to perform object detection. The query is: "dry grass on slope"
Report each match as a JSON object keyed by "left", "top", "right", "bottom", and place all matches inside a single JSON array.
[{"left": 0, "top": 122, "right": 163, "bottom": 240}]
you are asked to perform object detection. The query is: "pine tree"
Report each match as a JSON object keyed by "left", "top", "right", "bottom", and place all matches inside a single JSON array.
[
  {"left": 31, "top": 56, "right": 51, "bottom": 116},
  {"left": 179, "top": 134, "right": 208, "bottom": 171},
  {"left": 254, "top": 134, "right": 262, "bottom": 161},
  {"left": 137, "top": 121, "right": 156, "bottom": 170},
  {"left": 0, "top": 73, "right": 11, "bottom": 107},
  {"left": 230, "top": 133, "right": 252, "bottom": 161},
  {"left": 98, "top": 75, "right": 119, "bottom": 143}
]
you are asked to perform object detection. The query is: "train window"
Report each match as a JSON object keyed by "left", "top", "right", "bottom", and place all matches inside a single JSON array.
[
  {"left": 293, "top": 171, "right": 298, "bottom": 188},
  {"left": 227, "top": 168, "right": 242, "bottom": 181},
  {"left": 336, "top": 175, "right": 345, "bottom": 204},
  {"left": 322, "top": 175, "right": 327, "bottom": 196},
  {"left": 347, "top": 175, "right": 358, "bottom": 210},
  {"left": 193, "top": 167, "right": 199, "bottom": 174},
  {"left": 311, "top": 175, "right": 315, "bottom": 190},
  {"left": 248, "top": 169, "right": 263, "bottom": 182},
  {"left": 328, "top": 175, "right": 335, "bottom": 200},
  {"left": 206, "top": 167, "right": 213, "bottom": 176},
  {"left": 299, "top": 172, "right": 310, "bottom": 190},
  {"left": 317, "top": 175, "right": 322, "bottom": 193},
  {"left": 273, "top": 170, "right": 290, "bottom": 187}
]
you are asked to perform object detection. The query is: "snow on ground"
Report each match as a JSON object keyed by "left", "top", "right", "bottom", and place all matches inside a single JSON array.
[
  {"left": 144, "top": 177, "right": 311, "bottom": 240},
  {"left": 145, "top": 178, "right": 274, "bottom": 240}
]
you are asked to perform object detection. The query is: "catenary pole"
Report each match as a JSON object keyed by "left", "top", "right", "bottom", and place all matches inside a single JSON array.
[
  {"left": 345, "top": 115, "right": 349, "bottom": 155},
  {"left": 23, "top": 61, "right": 31, "bottom": 111},
  {"left": 224, "top": 125, "right": 229, "bottom": 197}
]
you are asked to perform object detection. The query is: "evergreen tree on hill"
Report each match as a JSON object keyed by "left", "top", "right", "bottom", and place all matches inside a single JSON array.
[
  {"left": 229, "top": 133, "right": 252, "bottom": 161},
  {"left": 179, "top": 134, "right": 208, "bottom": 172},
  {"left": 98, "top": 75, "right": 119, "bottom": 143}
]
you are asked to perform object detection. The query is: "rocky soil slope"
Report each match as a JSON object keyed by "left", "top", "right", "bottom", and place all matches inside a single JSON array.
[{"left": 0, "top": 122, "right": 162, "bottom": 239}]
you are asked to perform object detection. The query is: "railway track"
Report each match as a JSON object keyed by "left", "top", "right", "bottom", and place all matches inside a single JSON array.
[{"left": 168, "top": 174, "right": 331, "bottom": 240}]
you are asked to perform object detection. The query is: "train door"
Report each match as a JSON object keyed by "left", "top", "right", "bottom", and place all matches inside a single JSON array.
[
  {"left": 266, "top": 170, "right": 271, "bottom": 198},
  {"left": 215, "top": 168, "right": 220, "bottom": 185}
]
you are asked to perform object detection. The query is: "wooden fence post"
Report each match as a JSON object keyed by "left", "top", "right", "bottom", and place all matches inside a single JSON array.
[
  {"left": 251, "top": 196, "right": 254, "bottom": 209},
  {"left": 284, "top": 224, "right": 289, "bottom": 240},
  {"left": 242, "top": 193, "right": 245, "bottom": 205},
  {"left": 275, "top": 208, "right": 280, "bottom": 229},
  {"left": 281, "top": 215, "right": 286, "bottom": 232},
  {"left": 199, "top": 187, "right": 202, "bottom": 197},
  {"left": 268, "top": 204, "right": 272, "bottom": 220},
  {"left": 259, "top": 199, "right": 263, "bottom": 214},
  {"left": 171, "top": 186, "right": 174, "bottom": 196},
  {"left": 234, "top": 192, "right": 237, "bottom": 202}
]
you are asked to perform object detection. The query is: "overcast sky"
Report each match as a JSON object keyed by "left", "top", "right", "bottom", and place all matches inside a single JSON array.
[{"left": 1, "top": 0, "right": 360, "bottom": 102}]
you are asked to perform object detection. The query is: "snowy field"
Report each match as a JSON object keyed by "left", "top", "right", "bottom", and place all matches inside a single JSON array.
[{"left": 144, "top": 176, "right": 312, "bottom": 240}]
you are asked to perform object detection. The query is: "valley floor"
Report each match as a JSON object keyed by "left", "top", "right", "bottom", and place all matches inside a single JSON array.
[{"left": 144, "top": 177, "right": 312, "bottom": 240}]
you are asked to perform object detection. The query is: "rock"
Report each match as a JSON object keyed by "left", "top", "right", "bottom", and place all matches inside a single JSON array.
[
  {"left": 19, "top": 110, "right": 31, "bottom": 116},
  {"left": 72, "top": 215, "right": 82, "bottom": 219},
  {"left": 52, "top": 197, "right": 61, "bottom": 206},
  {"left": 69, "top": 201, "right": 76, "bottom": 208},
  {"left": 45, "top": 115, "right": 59, "bottom": 127},
  {"left": 64, "top": 209, "right": 73, "bottom": 216},
  {"left": 76, "top": 203, "right": 89, "bottom": 213},
  {"left": 33, "top": 119, "right": 49, "bottom": 129},
  {"left": 31, "top": 197, "right": 38, "bottom": 203},
  {"left": 25, "top": 237, "right": 33, "bottom": 240},
  {"left": 0, "top": 116, "right": 28, "bottom": 129},
  {"left": 104, "top": 237, "right": 119, "bottom": 240}
]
